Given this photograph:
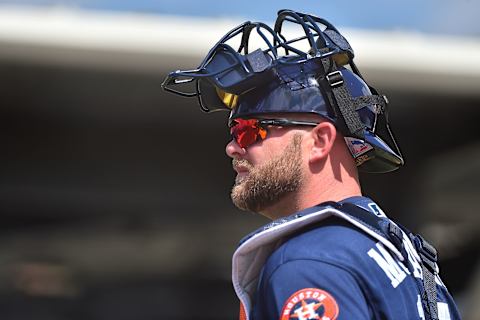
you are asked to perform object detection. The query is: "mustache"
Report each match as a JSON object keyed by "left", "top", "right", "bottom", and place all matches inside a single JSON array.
[{"left": 232, "top": 159, "right": 253, "bottom": 169}]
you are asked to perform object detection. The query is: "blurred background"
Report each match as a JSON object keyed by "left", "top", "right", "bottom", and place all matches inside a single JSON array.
[{"left": 0, "top": 1, "right": 479, "bottom": 319}]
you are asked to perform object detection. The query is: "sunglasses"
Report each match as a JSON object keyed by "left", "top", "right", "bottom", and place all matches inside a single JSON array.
[{"left": 229, "top": 118, "right": 320, "bottom": 148}]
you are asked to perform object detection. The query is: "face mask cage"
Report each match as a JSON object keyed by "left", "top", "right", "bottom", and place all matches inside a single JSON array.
[
  {"left": 161, "top": 9, "right": 360, "bottom": 110},
  {"left": 161, "top": 9, "right": 404, "bottom": 173}
]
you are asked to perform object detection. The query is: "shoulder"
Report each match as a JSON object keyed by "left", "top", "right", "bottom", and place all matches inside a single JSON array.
[
  {"left": 253, "top": 217, "right": 375, "bottom": 319},
  {"left": 263, "top": 216, "right": 377, "bottom": 277}
]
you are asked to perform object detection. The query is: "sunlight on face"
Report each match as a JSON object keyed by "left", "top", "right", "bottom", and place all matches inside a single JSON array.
[{"left": 231, "top": 134, "right": 304, "bottom": 213}]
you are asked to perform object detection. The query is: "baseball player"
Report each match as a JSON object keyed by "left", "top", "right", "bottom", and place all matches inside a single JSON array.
[{"left": 162, "top": 9, "right": 461, "bottom": 320}]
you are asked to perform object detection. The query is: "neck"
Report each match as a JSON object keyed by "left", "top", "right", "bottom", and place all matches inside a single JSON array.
[{"left": 297, "top": 173, "right": 362, "bottom": 213}]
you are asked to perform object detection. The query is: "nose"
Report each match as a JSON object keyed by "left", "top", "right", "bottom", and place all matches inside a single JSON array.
[{"left": 225, "top": 139, "right": 246, "bottom": 159}]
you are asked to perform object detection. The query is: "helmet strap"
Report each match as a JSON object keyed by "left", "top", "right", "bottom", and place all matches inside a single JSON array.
[{"left": 320, "top": 57, "right": 365, "bottom": 139}]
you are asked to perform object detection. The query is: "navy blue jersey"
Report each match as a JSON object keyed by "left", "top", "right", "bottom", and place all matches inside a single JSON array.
[{"left": 232, "top": 197, "right": 461, "bottom": 320}]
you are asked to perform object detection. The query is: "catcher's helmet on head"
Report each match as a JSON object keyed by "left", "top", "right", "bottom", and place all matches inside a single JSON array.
[{"left": 162, "top": 9, "right": 404, "bottom": 173}]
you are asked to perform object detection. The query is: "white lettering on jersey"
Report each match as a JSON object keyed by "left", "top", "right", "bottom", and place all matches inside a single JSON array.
[
  {"left": 417, "top": 295, "right": 425, "bottom": 320},
  {"left": 438, "top": 302, "right": 451, "bottom": 320},
  {"left": 368, "top": 242, "right": 407, "bottom": 288}
]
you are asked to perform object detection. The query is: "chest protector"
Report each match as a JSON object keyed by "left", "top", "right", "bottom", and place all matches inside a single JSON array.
[{"left": 232, "top": 201, "right": 441, "bottom": 320}]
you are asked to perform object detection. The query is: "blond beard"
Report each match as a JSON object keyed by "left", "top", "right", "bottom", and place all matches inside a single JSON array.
[{"left": 231, "top": 134, "right": 303, "bottom": 213}]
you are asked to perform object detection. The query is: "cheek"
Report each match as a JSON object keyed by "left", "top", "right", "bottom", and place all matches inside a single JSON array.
[
  {"left": 243, "top": 149, "right": 263, "bottom": 167},
  {"left": 246, "top": 131, "right": 299, "bottom": 166},
  {"left": 245, "top": 144, "right": 272, "bottom": 167},
  {"left": 248, "top": 141, "right": 283, "bottom": 166}
]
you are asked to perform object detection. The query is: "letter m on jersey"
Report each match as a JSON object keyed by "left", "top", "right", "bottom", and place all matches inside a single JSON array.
[{"left": 368, "top": 242, "right": 407, "bottom": 288}]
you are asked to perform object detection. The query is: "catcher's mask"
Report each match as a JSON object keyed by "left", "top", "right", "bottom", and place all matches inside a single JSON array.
[{"left": 162, "top": 9, "right": 404, "bottom": 173}]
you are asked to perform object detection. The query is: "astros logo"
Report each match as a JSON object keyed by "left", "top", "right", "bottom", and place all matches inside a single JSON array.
[{"left": 280, "top": 288, "right": 339, "bottom": 320}]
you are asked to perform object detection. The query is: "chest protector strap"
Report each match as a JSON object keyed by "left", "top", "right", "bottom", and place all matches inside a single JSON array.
[{"left": 329, "top": 202, "right": 439, "bottom": 320}]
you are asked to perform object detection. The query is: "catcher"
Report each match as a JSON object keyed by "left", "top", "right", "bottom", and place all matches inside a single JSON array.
[{"left": 163, "top": 9, "right": 461, "bottom": 320}]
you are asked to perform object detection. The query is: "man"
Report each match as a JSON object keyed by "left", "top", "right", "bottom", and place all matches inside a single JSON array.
[{"left": 162, "top": 9, "right": 460, "bottom": 320}]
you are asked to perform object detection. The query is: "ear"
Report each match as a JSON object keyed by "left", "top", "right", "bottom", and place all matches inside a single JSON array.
[{"left": 308, "top": 121, "right": 337, "bottom": 164}]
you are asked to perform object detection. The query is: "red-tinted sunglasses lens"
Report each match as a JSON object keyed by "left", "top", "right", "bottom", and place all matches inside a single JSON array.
[{"left": 230, "top": 119, "right": 267, "bottom": 148}]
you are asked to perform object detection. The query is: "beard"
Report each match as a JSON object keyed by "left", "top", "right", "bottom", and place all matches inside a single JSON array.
[{"left": 231, "top": 134, "right": 303, "bottom": 213}]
